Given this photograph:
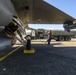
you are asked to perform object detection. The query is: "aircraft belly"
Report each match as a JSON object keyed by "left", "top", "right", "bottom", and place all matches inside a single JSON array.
[
  {"left": 0, "top": 0, "right": 17, "bottom": 26},
  {"left": 11, "top": 0, "right": 74, "bottom": 24}
]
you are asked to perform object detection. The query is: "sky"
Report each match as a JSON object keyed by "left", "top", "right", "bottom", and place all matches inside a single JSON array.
[{"left": 29, "top": 0, "right": 76, "bottom": 30}]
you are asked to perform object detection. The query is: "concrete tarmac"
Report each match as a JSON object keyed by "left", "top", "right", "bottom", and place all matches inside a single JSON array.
[{"left": 0, "top": 39, "right": 76, "bottom": 75}]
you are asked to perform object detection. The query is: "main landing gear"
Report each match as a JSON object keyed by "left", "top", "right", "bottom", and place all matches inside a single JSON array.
[{"left": 23, "top": 36, "right": 35, "bottom": 54}]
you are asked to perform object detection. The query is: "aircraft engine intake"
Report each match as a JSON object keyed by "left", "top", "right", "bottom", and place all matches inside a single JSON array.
[
  {"left": 63, "top": 24, "right": 70, "bottom": 32},
  {"left": 63, "top": 20, "right": 76, "bottom": 32}
]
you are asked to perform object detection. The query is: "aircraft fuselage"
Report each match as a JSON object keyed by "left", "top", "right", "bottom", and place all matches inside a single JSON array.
[{"left": 0, "top": 0, "right": 17, "bottom": 26}]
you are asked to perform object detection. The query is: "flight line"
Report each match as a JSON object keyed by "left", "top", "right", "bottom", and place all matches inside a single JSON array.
[
  {"left": 0, "top": 46, "right": 22, "bottom": 62},
  {"left": 0, "top": 39, "right": 76, "bottom": 75}
]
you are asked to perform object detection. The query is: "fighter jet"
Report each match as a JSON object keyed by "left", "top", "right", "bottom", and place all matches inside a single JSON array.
[{"left": 0, "top": 0, "right": 76, "bottom": 50}]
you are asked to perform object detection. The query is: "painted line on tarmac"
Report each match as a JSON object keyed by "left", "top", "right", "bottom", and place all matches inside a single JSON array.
[{"left": 0, "top": 46, "right": 22, "bottom": 62}]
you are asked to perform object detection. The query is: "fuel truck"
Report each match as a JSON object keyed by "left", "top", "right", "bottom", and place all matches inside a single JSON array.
[{"left": 25, "top": 29, "right": 76, "bottom": 41}]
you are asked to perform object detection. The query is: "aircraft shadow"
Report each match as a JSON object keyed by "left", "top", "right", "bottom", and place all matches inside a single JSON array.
[{"left": 31, "top": 44, "right": 76, "bottom": 60}]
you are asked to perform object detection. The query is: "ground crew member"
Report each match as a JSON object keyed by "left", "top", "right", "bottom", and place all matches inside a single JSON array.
[{"left": 47, "top": 30, "right": 52, "bottom": 45}]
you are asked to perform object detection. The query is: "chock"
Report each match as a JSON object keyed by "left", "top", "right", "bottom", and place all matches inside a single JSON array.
[{"left": 23, "top": 48, "right": 35, "bottom": 54}]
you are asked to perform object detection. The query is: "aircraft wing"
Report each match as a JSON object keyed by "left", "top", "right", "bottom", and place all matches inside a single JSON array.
[{"left": 11, "top": 0, "right": 75, "bottom": 24}]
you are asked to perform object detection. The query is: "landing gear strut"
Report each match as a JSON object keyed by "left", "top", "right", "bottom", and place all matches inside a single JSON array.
[{"left": 23, "top": 36, "right": 35, "bottom": 53}]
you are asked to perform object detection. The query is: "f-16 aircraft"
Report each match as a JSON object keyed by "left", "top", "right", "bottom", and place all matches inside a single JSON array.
[{"left": 0, "top": 0, "right": 76, "bottom": 50}]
